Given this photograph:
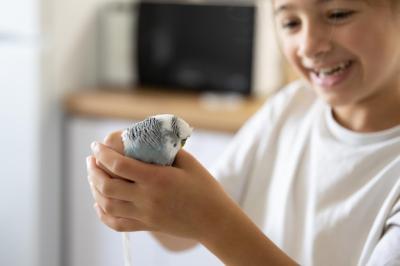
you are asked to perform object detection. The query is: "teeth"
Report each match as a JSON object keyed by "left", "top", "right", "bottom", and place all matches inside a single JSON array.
[{"left": 316, "top": 61, "right": 351, "bottom": 77}]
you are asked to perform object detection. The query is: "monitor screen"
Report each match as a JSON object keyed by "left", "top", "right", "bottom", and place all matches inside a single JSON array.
[{"left": 136, "top": 1, "right": 255, "bottom": 95}]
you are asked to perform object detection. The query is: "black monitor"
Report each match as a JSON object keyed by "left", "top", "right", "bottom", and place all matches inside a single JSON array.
[{"left": 136, "top": 1, "right": 255, "bottom": 95}]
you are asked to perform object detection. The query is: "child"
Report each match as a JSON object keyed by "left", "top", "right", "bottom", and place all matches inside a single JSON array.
[{"left": 86, "top": 0, "right": 400, "bottom": 265}]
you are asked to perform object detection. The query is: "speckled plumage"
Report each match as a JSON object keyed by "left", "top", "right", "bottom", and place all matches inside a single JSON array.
[{"left": 121, "top": 114, "right": 192, "bottom": 166}]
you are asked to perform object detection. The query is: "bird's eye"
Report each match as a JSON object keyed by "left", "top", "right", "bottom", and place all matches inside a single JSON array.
[{"left": 181, "top": 139, "right": 187, "bottom": 147}]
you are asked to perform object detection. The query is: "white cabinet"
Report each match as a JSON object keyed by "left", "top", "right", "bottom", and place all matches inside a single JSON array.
[{"left": 65, "top": 117, "right": 233, "bottom": 266}]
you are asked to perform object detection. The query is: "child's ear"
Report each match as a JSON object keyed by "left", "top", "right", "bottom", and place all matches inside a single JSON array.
[{"left": 103, "top": 130, "right": 125, "bottom": 155}]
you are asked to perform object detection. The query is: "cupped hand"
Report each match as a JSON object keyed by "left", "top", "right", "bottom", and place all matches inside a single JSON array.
[{"left": 86, "top": 131, "right": 231, "bottom": 241}]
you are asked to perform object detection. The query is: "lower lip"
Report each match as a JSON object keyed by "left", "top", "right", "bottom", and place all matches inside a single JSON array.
[{"left": 310, "top": 61, "right": 354, "bottom": 90}]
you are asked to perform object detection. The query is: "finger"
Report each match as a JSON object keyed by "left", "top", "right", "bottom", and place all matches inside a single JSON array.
[
  {"left": 94, "top": 203, "right": 150, "bottom": 232},
  {"left": 87, "top": 156, "right": 140, "bottom": 202},
  {"left": 92, "top": 183, "right": 141, "bottom": 220},
  {"left": 173, "top": 149, "right": 200, "bottom": 169},
  {"left": 87, "top": 154, "right": 121, "bottom": 180},
  {"left": 103, "top": 130, "right": 125, "bottom": 154},
  {"left": 91, "top": 131, "right": 126, "bottom": 179},
  {"left": 86, "top": 152, "right": 120, "bottom": 180},
  {"left": 94, "top": 158, "right": 122, "bottom": 180},
  {"left": 91, "top": 141, "right": 162, "bottom": 183}
]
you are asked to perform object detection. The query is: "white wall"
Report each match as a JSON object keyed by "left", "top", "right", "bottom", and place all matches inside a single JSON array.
[
  {"left": 253, "top": 0, "right": 284, "bottom": 95},
  {"left": 50, "top": 0, "right": 116, "bottom": 93}
]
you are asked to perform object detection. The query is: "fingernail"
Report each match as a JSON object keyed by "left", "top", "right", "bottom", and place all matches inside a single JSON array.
[
  {"left": 94, "top": 203, "right": 101, "bottom": 215},
  {"left": 91, "top": 141, "right": 97, "bottom": 151}
]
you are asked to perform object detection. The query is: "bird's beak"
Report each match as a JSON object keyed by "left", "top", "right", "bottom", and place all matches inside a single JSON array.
[{"left": 181, "top": 139, "right": 187, "bottom": 147}]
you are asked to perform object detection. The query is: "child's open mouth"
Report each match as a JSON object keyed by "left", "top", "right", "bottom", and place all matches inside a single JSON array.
[{"left": 310, "top": 60, "right": 354, "bottom": 88}]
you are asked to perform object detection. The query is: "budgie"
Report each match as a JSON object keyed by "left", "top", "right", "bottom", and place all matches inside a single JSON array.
[
  {"left": 121, "top": 114, "right": 193, "bottom": 166},
  {"left": 120, "top": 114, "right": 193, "bottom": 266}
]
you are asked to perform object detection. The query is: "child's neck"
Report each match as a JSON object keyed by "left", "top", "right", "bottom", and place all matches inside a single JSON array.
[{"left": 332, "top": 88, "right": 400, "bottom": 133}]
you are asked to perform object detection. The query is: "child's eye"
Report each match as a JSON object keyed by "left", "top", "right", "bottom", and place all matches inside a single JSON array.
[
  {"left": 281, "top": 19, "right": 301, "bottom": 31},
  {"left": 328, "top": 10, "right": 355, "bottom": 22}
]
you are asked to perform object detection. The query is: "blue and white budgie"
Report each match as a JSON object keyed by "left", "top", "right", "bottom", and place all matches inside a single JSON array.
[
  {"left": 120, "top": 114, "right": 193, "bottom": 266},
  {"left": 121, "top": 114, "right": 193, "bottom": 166}
]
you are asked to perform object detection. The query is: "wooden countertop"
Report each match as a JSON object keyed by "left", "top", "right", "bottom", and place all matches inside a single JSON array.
[{"left": 63, "top": 87, "right": 267, "bottom": 133}]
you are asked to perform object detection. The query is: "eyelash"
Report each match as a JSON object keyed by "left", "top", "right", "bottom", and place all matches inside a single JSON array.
[
  {"left": 281, "top": 10, "right": 355, "bottom": 31},
  {"left": 328, "top": 10, "right": 355, "bottom": 22},
  {"left": 282, "top": 20, "right": 300, "bottom": 30}
]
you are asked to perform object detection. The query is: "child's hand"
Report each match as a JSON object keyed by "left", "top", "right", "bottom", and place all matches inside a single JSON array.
[
  {"left": 102, "top": 130, "right": 125, "bottom": 154},
  {"left": 86, "top": 132, "right": 231, "bottom": 241},
  {"left": 86, "top": 132, "right": 298, "bottom": 266}
]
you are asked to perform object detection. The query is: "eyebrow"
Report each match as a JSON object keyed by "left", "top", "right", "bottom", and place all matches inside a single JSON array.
[{"left": 274, "top": 0, "right": 337, "bottom": 16}]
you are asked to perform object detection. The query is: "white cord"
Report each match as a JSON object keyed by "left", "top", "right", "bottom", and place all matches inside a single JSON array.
[{"left": 123, "top": 232, "right": 133, "bottom": 266}]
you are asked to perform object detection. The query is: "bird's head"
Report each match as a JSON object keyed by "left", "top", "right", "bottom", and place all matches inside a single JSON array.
[{"left": 154, "top": 114, "right": 193, "bottom": 148}]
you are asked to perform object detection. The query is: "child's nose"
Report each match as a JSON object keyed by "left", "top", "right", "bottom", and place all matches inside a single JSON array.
[{"left": 297, "top": 23, "right": 333, "bottom": 60}]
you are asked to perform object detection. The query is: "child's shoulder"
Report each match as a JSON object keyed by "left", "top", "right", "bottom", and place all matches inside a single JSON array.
[
  {"left": 257, "top": 79, "right": 319, "bottom": 120},
  {"left": 271, "top": 79, "right": 316, "bottom": 105},
  {"left": 239, "top": 80, "right": 320, "bottom": 138}
]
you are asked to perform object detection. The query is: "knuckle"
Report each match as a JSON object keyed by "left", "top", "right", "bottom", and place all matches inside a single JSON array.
[
  {"left": 112, "top": 222, "right": 126, "bottom": 232},
  {"left": 111, "top": 159, "right": 126, "bottom": 175},
  {"left": 98, "top": 209, "right": 125, "bottom": 231},
  {"left": 100, "top": 179, "right": 114, "bottom": 197},
  {"left": 103, "top": 199, "right": 115, "bottom": 215}
]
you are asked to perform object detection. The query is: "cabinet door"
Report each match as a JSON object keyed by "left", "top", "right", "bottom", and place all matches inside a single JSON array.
[{"left": 66, "top": 118, "right": 233, "bottom": 266}]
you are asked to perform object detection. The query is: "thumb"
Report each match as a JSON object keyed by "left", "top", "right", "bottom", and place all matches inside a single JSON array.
[
  {"left": 103, "top": 130, "right": 125, "bottom": 155},
  {"left": 173, "top": 149, "right": 200, "bottom": 169}
]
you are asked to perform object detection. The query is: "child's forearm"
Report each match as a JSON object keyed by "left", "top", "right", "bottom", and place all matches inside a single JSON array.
[
  {"left": 151, "top": 231, "right": 198, "bottom": 251},
  {"left": 199, "top": 201, "right": 299, "bottom": 266}
]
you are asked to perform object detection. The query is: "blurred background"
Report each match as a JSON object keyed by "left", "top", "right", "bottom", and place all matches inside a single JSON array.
[{"left": 0, "top": 0, "right": 295, "bottom": 265}]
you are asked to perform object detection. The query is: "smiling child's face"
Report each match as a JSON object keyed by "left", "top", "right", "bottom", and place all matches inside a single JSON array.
[{"left": 274, "top": 0, "right": 400, "bottom": 108}]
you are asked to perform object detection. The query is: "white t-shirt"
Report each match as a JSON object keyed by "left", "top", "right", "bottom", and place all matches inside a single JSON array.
[{"left": 211, "top": 80, "right": 400, "bottom": 266}]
